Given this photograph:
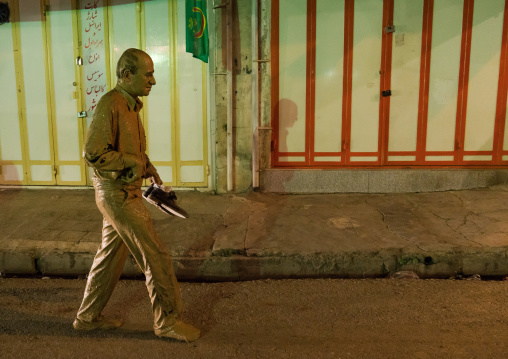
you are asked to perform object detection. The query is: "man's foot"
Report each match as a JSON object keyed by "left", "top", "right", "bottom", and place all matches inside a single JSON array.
[
  {"left": 155, "top": 320, "right": 201, "bottom": 342},
  {"left": 73, "top": 316, "right": 122, "bottom": 331}
]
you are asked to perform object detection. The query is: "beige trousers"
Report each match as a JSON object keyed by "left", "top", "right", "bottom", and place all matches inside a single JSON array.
[{"left": 76, "top": 181, "right": 182, "bottom": 331}]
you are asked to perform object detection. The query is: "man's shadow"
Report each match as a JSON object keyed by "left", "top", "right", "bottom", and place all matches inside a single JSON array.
[
  {"left": 275, "top": 98, "right": 299, "bottom": 153},
  {"left": 0, "top": 285, "right": 154, "bottom": 340}
]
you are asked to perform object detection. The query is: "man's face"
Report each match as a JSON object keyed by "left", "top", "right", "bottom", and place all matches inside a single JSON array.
[{"left": 127, "top": 54, "right": 156, "bottom": 97}]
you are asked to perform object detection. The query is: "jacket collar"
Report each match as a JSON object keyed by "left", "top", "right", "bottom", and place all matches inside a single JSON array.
[{"left": 115, "top": 84, "right": 143, "bottom": 112}]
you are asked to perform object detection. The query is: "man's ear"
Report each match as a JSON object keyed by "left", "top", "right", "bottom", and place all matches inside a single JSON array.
[{"left": 123, "top": 69, "right": 132, "bottom": 82}]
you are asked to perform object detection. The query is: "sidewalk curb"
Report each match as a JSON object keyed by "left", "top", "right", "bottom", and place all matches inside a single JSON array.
[{"left": 2, "top": 240, "right": 508, "bottom": 280}]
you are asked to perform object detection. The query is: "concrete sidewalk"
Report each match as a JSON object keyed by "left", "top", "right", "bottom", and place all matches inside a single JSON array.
[{"left": 1, "top": 186, "right": 508, "bottom": 280}]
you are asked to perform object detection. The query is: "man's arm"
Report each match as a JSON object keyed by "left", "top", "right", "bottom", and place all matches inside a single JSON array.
[
  {"left": 83, "top": 97, "right": 142, "bottom": 180},
  {"left": 145, "top": 155, "right": 162, "bottom": 185}
]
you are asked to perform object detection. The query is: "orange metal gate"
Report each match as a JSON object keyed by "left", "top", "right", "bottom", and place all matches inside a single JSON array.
[{"left": 271, "top": 0, "right": 508, "bottom": 168}]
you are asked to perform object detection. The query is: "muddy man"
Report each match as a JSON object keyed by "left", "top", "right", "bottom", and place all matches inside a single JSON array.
[{"left": 73, "top": 48, "right": 200, "bottom": 342}]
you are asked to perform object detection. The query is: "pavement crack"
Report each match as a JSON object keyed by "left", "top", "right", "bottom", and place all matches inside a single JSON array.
[
  {"left": 450, "top": 191, "right": 465, "bottom": 207},
  {"left": 376, "top": 207, "right": 427, "bottom": 252},
  {"left": 213, "top": 223, "right": 228, "bottom": 239},
  {"left": 431, "top": 212, "right": 485, "bottom": 247},
  {"left": 466, "top": 212, "right": 486, "bottom": 230},
  {"left": 413, "top": 209, "right": 441, "bottom": 244},
  {"left": 244, "top": 215, "right": 250, "bottom": 254}
]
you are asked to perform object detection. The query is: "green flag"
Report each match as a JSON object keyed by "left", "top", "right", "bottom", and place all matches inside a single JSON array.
[{"left": 185, "top": 0, "right": 209, "bottom": 63}]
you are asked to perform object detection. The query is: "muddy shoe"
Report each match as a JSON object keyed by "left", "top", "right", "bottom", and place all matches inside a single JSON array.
[
  {"left": 155, "top": 320, "right": 201, "bottom": 342},
  {"left": 143, "top": 184, "right": 189, "bottom": 219},
  {"left": 73, "top": 316, "right": 122, "bottom": 331}
]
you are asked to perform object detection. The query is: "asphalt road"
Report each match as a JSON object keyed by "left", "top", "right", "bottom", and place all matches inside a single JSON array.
[{"left": 1, "top": 276, "right": 507, "bottom": 359}]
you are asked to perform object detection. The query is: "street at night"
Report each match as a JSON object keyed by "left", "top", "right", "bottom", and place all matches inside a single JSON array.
[{"left": 1, "top": 277, "right": 507, "bottom": 358}]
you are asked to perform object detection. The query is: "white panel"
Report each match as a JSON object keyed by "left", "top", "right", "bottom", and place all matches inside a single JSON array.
[
  {"left": 1, "top": 165, "right": 24, "bottom": 182},
  {"left": 49, "top": 6, "right": 80, "bottom": 162},
  {"left": 463, "top": 155, "right": 492, "bottom": 161},
  {"left": 503, "top": 155, "right": 508, "bottom": 161},
  {"left": 350, "top": 0, "right": 383, "bottom": 153},
  {"left": 156, "top": 166, "right": 173, "bottom": 183},
  {"left": 314, "top": 156, "right": 341, "bottom": 162},
  {"left": 426, "top": 0, "right": 463, "bottom": 152},
  {"left": 388, "top": 156, "right": 416, "bottom": 162},
  {"left": 464, "top": 1, "right": 504, "bottom": 152},
  {"left": 0, "top": 21, "right": 23, "bottom": 161},
  {"left": 59, "top": 165, "right": 82, "bottom": 182},
  {"left": 180, "top": 166, "right": 203, "bottom": 183},
  {"left": 145, "top": 0, "right": 172, "bottom": 162},
  {"left": 388, "top": 0, "right": 423, "bottom": 152},
  {"left": 110, "top": 1, "right": 138, "bottom": 69},
  {"left": 177, "top": 0, "right": 204, "bottom": 162},
  {"left": 31, "top": 165, "right": 53, "bottom": 182},
  {"left": 279, "top": 157, "right": 305, "bottom": 162},
  {"left": 278, "top": 0, "right": 307, "bottom": 153},
  {"left": 314, "top": 0, "right": 344, "bottom": 153},
  {"left": 350, "top": 157, "right": 378, "bottom": 162},
  {"left": 19, "top": 1, "right": 51, "bottom": 161},
  {"left": 425, "top": 156, "right": 454, "bottom": 161}
]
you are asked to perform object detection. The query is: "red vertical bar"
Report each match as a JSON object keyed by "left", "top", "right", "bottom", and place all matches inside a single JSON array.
[
  {"left": 493, "top": 0, "right": 508, "bottom": 164},
  {"left": 271, "top": 0, "right": 280, "bottom": 167},
  {"left": 307, "top": 0, "right": 316, "bottom": 165},
  {"left": 454, "top": 0, "right": 474, "bottom": 164},
  {"left": 341, "top": 0, "right": 354, "bottom": 165},
  {"left": 416, "top": 0, "right": 434, "bottom": 165},
  {"left": 379, "top": 0, "right": 394, "bottom": 164}
]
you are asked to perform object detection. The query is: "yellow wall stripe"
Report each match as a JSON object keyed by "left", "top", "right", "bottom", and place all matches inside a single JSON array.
[
  {"left": 40, "top": 0, "right": 56, "bottom": 185},
  {"left": 169, "top": 0, "right": 179, "bottom": 186},
  {"left": 71, "top": 0, "right": 87, "bottom": 185},
  {"left": 9, "top": 0, "right": 29, "bottom": 185}
]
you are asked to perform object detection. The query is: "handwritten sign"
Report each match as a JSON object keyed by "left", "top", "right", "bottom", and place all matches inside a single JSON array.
[{"left": 81, "top": 0, "right": 107, "bottom": 124}]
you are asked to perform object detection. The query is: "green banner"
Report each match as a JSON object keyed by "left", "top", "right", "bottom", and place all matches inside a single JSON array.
[{"left": 185, "top": 0, "right": 209, "bottom": 63}]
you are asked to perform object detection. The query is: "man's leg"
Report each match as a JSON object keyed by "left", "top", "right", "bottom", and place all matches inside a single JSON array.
[
  {"left": 112, "top": 199, "right": 199, "bottom": 341},
  {"left": 74, "top": 218, "right": 130, "bottom": 329},
  {"left": 96, "top": 188, "right": 184, "bottom": 331}
]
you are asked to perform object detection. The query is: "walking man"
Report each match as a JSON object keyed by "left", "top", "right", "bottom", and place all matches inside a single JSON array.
[{"left": 73, "top": 48, "right": 200, "bottom": 342}]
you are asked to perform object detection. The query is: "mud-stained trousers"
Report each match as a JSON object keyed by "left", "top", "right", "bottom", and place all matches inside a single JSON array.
[{"left": 76, "top": 180, "right": 182, "bottom": 332}]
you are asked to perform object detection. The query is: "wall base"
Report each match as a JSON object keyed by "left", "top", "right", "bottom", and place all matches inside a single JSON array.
[{"left": 260, "top": 169, "right": 508, "bottom": 193}]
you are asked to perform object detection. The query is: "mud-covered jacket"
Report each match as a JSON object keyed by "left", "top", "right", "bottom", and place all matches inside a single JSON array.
[{"left": 83, "top": 84, "right": 156, "bottom": 188}]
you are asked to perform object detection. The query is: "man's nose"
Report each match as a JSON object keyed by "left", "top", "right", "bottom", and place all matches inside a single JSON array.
[{"left": 150, "top": 76, "right": 156, "bottom": 85}]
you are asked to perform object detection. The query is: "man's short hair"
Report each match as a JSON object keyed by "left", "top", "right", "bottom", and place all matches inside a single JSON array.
[{"left": 116, "top": 48, "right": 146, "bottom": 79}]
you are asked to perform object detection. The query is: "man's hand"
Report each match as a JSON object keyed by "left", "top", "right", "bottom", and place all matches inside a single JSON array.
[
  {"left": 144, "top": 154, "right": 163, "bottom": 185},
  {"left": 121, "top": 155, "right": 143, "bottom": 183},
  {"left": 149, "top": 173, "right": 163, "bottom": 186}
]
